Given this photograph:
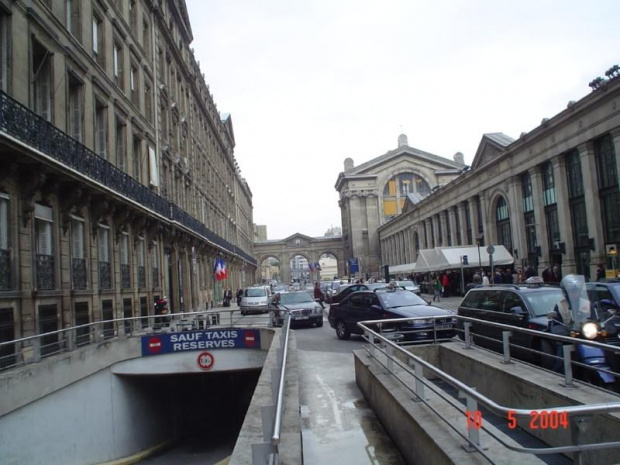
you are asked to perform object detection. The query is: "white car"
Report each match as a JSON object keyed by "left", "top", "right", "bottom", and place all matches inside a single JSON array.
[
  {"left": 240, "top": 286, "right": 272, "bottom": 314},
  {"left": 395, "top": 280, "right": 422, "bottom": 295}
]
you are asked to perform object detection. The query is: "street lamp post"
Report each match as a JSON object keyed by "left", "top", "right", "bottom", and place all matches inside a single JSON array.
[{"left": 476, "top": 235, "right": 484, "bottom": 275}]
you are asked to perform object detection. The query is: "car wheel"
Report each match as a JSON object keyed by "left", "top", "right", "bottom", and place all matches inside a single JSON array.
[
  {"left": 316, "top": 318, "right": 324, "bottom": 328},
  {"left": 335, "top": 320, "right": 350, "bottom": 340}
]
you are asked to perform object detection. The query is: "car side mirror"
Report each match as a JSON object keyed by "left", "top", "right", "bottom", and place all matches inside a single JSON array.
[{"left": 509, "top": 306, "right": 525, "bottom": 315}]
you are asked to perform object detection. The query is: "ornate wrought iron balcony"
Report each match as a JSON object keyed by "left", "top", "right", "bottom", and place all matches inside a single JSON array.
[
  {"left": 152, "top": 267, "right": 159, "bottom": 288},
  {"left": 72, "top": 258, "right": 87, "bottom": 290},
  {"left": 121, "top": 264, "right": 131, "bottom": 289},
  {"left": 0, "top": 91, "right": 256, "bottom": 266},
  {"left": 99, "top": 262, "right": 112, "bottom": 290},
  {"left": 138, "top": 266, "right": 146, "bottom": 288},
  {"left": 36, "top": 254, "right": 55, "bottom": 290},
  {"left": 0, "top": 249, "right": 10, "bottom": 290}
]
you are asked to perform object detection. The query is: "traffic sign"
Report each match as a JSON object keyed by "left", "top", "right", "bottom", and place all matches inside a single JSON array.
[
  {"left": 486, "top": 245, "right": 495, "bottom": 255},
  {"left": 147, "top": 336, "right": 163, "bottom": 354},
  {"left": 197, "top": 351, "right": 214, "bottom": 370},
  {"left": 348, "top": 258, "right": 360, "bottom": 274},
  {"left": 462, "top": 255, "right": 468, "bottom": 265},
  {"left": 244, "top": 330, "right": 257, "bottom": 348}
]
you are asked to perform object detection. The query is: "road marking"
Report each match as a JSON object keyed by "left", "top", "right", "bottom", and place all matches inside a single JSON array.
[{"left": 314, "top": 373, "right": 343, "bottom": 430}]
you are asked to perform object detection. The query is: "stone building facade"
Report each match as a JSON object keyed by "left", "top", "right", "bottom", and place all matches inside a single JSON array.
[
  {"left": 379, "top": 67, "right": 620, "bottom": 280},
  {"left": 0, "top": 0, "right": 256, "bottom": 363},
  {"left": 335, "top": 134, "right": 465, "bottom": 277}
]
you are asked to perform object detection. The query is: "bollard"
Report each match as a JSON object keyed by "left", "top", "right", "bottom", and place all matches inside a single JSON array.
[
  {"left": 458, "top": 389, "right": 481, "bottom": 451},
  {"left": 501, "top": 331, "right": 513, "bottom": 364},
  {"left": 463, "top": 322, "right": 472, "bottom": 349},
  {"left": 563, "top": 344, "right": 575, "bottom": 386}
]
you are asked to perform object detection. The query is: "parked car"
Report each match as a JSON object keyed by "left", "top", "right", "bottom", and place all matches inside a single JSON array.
[
  {"left": 325, "top": 281, "right": 346, "bottom": 303},
  {"left": 394, "top": 280, "right": 422, "bottom": 295},
  {"left": 328, "top": 288, "right": 456, "bottom": 342},
  {"left": 329, "top": 282, "right": 391, "bottom": 306},
  {"left": 457, "top": 282, "right": 564, "bottom": 364},
  {"left": 272, "top": 291, "right": 324, "bottom": 327},
  {"left": 240, "top": 286, "right": 272, "bottom": 315}
]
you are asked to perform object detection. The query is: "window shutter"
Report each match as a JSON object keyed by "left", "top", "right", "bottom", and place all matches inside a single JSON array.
[
  {"left": 93, "top": 19, "right": 98, "bottom": 54},
  {"left": 121, "top": 235, "right": 129, "bottom": 264},
  {"left": 72, "top": 220, "right": 84, "bottom": 259},
  {"left": 38, "top": 221, "right": 52, "bottom": 256},
  {"left": 98, "top": 228, "right": 108, "bottom": 262},
  {"left": 0, "top": 197, "right": 8, "bottom": 250},
  {"left": 137, "top": 239, "right": 144, "bottom": 266},
  {"left": 71, "top": 88, "right": 82, "bottom": 142},
  {"left": 149, "top": 146, "right": 159, "bottom": 186}
]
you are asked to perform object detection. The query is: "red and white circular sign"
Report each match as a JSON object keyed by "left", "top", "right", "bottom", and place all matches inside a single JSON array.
[
  {"left": 147, "top": 336, "right": 162, "bottom": 354},
  {"left": 244, "top": 330, "right": 257, "bottom": 348},
  {"left": 197, "top": 351, "right": 215, "bottom": 370}
]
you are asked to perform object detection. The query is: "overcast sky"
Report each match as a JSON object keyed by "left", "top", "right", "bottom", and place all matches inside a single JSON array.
[{"left": 185, "top": 0, "right": 620, "bottom": 240}]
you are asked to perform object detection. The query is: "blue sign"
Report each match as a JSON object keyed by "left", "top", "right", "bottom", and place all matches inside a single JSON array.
[
  {"left": 141, "top": 328, "right": 261, "bottom": 356},
  {"left": 348, "top": 258, "right": 360, "bottom": 274}
]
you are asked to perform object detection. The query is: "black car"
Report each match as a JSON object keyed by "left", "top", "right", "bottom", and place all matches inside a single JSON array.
[
  {"left": 457, "top": 283, "right": 564, "bottom": 364},
  {"left": 328, "top": 282, "right": 391, "bottom": 306},
  {"left": 272, "top": 291, "right": 324, "bottom": 327},
  {"left": 586, "top": 280, "right": 620, "bottom": 344},
  {"left": 328, "top": 289, "right": 456, "bottom": 342}
]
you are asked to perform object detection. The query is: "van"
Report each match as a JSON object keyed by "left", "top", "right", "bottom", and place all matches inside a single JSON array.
[{"left": 240, "top": 286, "right": 272, "bottom": 315}]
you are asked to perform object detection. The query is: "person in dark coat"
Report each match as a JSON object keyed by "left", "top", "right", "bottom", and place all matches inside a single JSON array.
[
  {"left": 236, "top": 288, "right": 243, "bottom": 306},
  {"left": 597, "top": 264, "right": 606, "bottom": 281}
]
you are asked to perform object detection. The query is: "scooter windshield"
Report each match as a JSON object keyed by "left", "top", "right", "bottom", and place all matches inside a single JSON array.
[{"left": 561, "top": 274, "right": 592, "bottom": 329}]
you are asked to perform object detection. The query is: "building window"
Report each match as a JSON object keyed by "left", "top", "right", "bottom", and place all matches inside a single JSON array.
[
  {"left": 71, "top": 217, "right": 87, "bottom": 290},
  {"left": 546, "top": 207, "right": 561, "bottom": 250},
  {"left": 74, "top": 302, "right": 90, "bottom": 346},
  {"left": 115, "top": 117, "right": 126, "bottom": 171},
  {"left": 94, "top": 98, "right": 107, "bottom": 158},
  {"left": 121, "top": 233, "right": 130, "bottom": 289},
  {"left": 0, "top": 14, "right": 10, "bottom": 92},
  {"left": 130, "top": 63, "right": 139, "bottom": 107},
  {"left": 495, "top": 196, "right": 512, "bottom": 252},
  {"left": 0, "top": 307, "right": 15, "bottom": 368},
  {"left": 144, "top": 79, "right": 153, "bottom": 123},
  {"left": 151, "top": 242, "right": 159, "bottom": 287},
  {"left": 521, "top": 172, "right": 534, "bottom": 212},
  {"left": 595, "top": 134, "right": 620, "bottom": 244},
  {"left": 113, "top": 41, "right": 124, "bottom": 90},
  {"left": 137, "top": 237, "right": 146, "bottom": 288},
  {"left": 66, "top": 0, "right": 81, "bottom": 41},
  {"left": 142, "top": 19, "right": 150, "bottom": 57},
  {"left": 98, "top": 225, "right": 112, "bottom": 290},
  {"left": 566, "top": 149, "right": 589, "bottom": 250},
  {"left": 101, "top": 300, "right": 114, "bottom": 339},
  {"left": 68, "top": 73, "right": 83, "bottom": 143},
  {"left": 93, "top": 14, "right": 105, "bottom": 69},
  {"left": 454, "top": 206, "right": 461, "bottom": 245},
  {"left": 0, "top": 194, "right": 10, "bottom": 290},
  {"left": 132, "top": 136, "right": 142, "bottom": 182},
  {"left": 445, "top": 211, "right": 452, "bottom": 246},
  {"left": 32, "top": 39, "right": 52, "bottom": 122},
  {"left": 382, "top": 172, "right": 430, "bottom": 221},
  {"left": 34, "top": 203, "right": 55, "bottom": 290},
  {"left": 541, "top": 162, "right": 556, "bottom": 206},
  {"left": 464, "top": 201, "right": 472, "bottom": 245},
  {"left": 129, "top": 0, "right": 138, "bottom": 32},
  {"left": 38, "top": 304, "right": 59, "bottom": 357}
]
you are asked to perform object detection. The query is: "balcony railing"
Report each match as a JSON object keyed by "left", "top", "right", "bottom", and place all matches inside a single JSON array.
[
  {"left": 121, "top": 264, "right": 131, "bottom": 289},
  {"left": 138, "top": 266, "right": 146, "bottom": 288},
  {"left": 0, "top": 90, "right": 256, "bottom": 267},
  {"left": 99, "top": 262, "right": 112, "bottom": 290},
  {"left": 0, "top": 249, "right": 10, "bottom": 290},
  {"left": 72, "top": 258, "right": 87, "bottom": 290},
  {"left": 152, "top": 267, "right": 159, "bottom": 287},
  {"left": 35, "top": 254, "right": 54, "bottom": 290}
]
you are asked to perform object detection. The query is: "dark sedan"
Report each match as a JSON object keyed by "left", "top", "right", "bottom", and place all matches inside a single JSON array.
[
  {"left": 328, "top": 289, "right": 456, "bottom": 342},
  {"left": 328, "top": 282, "right": 390, "bottom": 306},
  {"left": 272, "top": 291, "right": 324, "bottom": 327}
]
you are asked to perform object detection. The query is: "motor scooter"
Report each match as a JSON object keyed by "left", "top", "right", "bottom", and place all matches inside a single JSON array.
[
  {"left": 154, "top": 296, "right": 170, "bottom": 329},
  {"left": 545, "top": 276, "right": 616, "bottom": 387}
]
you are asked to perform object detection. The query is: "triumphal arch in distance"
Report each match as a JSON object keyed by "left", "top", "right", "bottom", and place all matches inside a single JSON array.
[{"left": 254, "top": 233, "right": 346, "bottom": 284}]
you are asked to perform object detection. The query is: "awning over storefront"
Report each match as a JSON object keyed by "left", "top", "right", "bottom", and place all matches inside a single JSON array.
[
  {"left": 413, "top": 245, "right": 514, "bottom": 273},
  {"left": 389, "top": 262, "right": 416, "bottom": 275}
]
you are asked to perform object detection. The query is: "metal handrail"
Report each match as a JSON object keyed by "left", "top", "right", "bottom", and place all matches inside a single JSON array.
[
  {"left": 271, "top": 312, "right": 291, "bottom": 446},
  {"left": 357, "top": 316, "right": 620, "bottom": 457}
]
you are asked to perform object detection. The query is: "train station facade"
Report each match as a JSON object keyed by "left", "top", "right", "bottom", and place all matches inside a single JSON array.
[{"left": 376, "top": 69, "right": 620, "bottom": 280}]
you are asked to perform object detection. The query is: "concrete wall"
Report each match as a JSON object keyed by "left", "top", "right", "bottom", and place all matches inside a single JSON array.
[{"left": 0, "top": 328, "right": 277, "bottom": 464}]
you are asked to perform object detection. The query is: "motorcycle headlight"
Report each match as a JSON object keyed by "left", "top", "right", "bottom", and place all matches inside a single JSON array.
[{"left": 581, "top": 322, "right": 599, "bottom": 340}]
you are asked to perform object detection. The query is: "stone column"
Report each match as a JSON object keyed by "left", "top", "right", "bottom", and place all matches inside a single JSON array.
[
  {"left": 457, "top": 203, "right": 468, "bottom": 246},
  {"left": 440, "top": 211, "right": 448, "bottom": 247},
  {"left": 469, "top": 197, "right": 481, "bottom": 244},
  {"left": 530, "top": 165, "right": 549, "bottom": 272},
  {"left": 431, "top": 215, "right": 439, "bottom": 248},
  {"left": 579, "top": 142, "right": 606, "bottom": 275},
  {"left": 448, "top": 207, "right": 458, "bottom": 246},
  {"left": 612, "top": 128, "right": 620, "bottom": 188},
  {"left": 507, "top": 175, "right": 526, "bottom": 265},
  {"left": 552, "top": 156, "right": 575, "bottom": 272},
  {"left": 424, "top": 219, "right": 430, "bottom": 249}
]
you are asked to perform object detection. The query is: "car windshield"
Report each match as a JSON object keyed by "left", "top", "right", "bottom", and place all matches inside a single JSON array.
[
  {"left": 524, "top": 289, "right": 564, "bottom": 316},
  {"left": 378, "top": 291, "right": 426, "bottom": 308},
  {"left": 245, "top": 288, "right": 266, "bottom": 297},
  {"left": 396, "top": 281, "right": 415, "bottom": 288},
  {"left": 279, "top": 292, "right": 314, "bottom": 304}
]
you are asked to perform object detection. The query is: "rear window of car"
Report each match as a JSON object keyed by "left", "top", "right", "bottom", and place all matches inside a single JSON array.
[
  {"left": 523, "top": 289, "right": 564, "bottom": 316},
  {"left": 245, "top": 288, "right": 266, "bottom": 297}
]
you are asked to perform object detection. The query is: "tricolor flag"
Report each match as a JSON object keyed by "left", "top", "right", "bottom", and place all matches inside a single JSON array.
[{"left": 213, "top": 258, "right": 227, "bottom": 281}]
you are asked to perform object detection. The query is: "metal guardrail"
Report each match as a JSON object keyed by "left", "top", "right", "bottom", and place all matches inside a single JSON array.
[
  {"left": 252, "top": 310, "right": 292, "bottom": 465},
  {"left": 0, "top": 308, "right": 279, "bottom": 371},
  {"left": 357, "top": 315, "right": 620, "bottom": 463}
]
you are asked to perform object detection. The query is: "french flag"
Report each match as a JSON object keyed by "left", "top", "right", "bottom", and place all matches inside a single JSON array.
[{"left": 214, "top": 258, "right": 227, "bottom": 281}]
